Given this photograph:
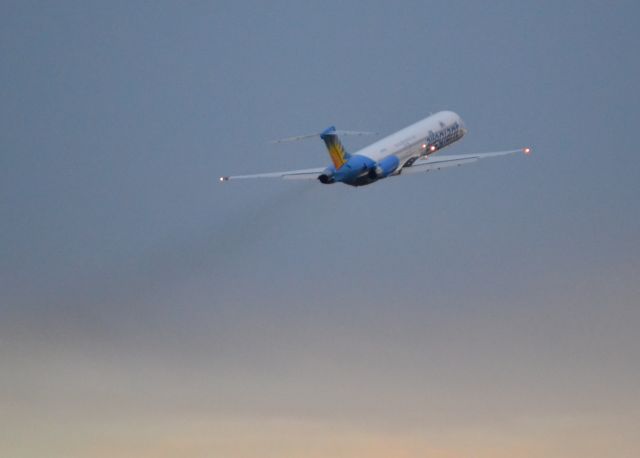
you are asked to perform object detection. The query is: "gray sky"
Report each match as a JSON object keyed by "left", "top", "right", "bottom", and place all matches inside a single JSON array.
[{"left": 2, "top": 1, "right": 639, "bottom": 457}]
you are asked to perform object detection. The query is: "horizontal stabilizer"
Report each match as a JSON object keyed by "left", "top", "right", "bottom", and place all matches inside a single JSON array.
[{"left": 270, "top": 130, "right": 376, "bottom": 144}]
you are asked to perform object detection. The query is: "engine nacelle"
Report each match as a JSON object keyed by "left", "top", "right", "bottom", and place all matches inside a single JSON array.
[
  {"left": 318, "top": 167, "right": 335, "bottom": 184},
  {"left": 368, "top": 155, "right": 400, "bottom": 179}
]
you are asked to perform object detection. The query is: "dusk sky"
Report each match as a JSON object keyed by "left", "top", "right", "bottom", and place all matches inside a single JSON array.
[{"left": 2, "top": 1, "right": 639, "bottom": 457}]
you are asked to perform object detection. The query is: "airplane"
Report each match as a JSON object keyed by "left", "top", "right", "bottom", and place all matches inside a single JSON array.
[{"left": 219, "top": 111, "right": 531, "bottom": 187}]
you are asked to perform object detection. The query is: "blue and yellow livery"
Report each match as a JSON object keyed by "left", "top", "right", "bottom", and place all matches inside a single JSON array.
[{"left": 320, "top": 126, "right": 350, "bottom": 169}]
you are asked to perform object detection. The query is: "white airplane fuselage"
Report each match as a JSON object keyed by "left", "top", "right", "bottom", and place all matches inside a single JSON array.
[{"left": 323, "top": 111, "right": 466, "bottom": 186}]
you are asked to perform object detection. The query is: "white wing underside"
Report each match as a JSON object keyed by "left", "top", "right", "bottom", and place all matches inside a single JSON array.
[
  {"left": 400, "top": 149, "right": 525, "bottom": 174},
  {"left": 220, "top": 149, "right": 526, "bottom": 182},
  {"left": 221, "top": 167, "right": 325, "bottom": 181}
]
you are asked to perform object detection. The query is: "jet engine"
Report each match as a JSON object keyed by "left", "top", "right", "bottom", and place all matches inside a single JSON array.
[
  {"left": 368, "top": 155, "right": 400, "bottom": 179},
  {"left": 318, "top": 167, "right": 335, "bottom": 184}
]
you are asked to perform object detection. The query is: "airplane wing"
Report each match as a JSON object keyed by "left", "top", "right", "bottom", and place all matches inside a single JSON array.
[
  {"left": 400, "top": 148, "right": 530, "bottom": 175},
  {"left": 219, "top": 166, "right": 325, "bottom": 182},
  {"left": 220, "top": 148, "right": 531, "bottom": 183}
]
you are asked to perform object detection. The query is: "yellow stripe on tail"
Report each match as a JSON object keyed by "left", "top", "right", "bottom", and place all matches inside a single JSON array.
[{"left": 320, "top": 126, "right": 350, "bottom": 169}]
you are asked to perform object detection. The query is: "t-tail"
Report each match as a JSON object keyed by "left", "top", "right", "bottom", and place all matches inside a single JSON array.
[{"left": 320, "top": 126, "right": 350, "bottom": 169}]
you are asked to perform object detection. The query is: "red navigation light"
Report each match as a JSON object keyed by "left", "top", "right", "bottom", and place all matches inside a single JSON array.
[{"left": 523, "top": 147, "right": 532, "bottom": 155}]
